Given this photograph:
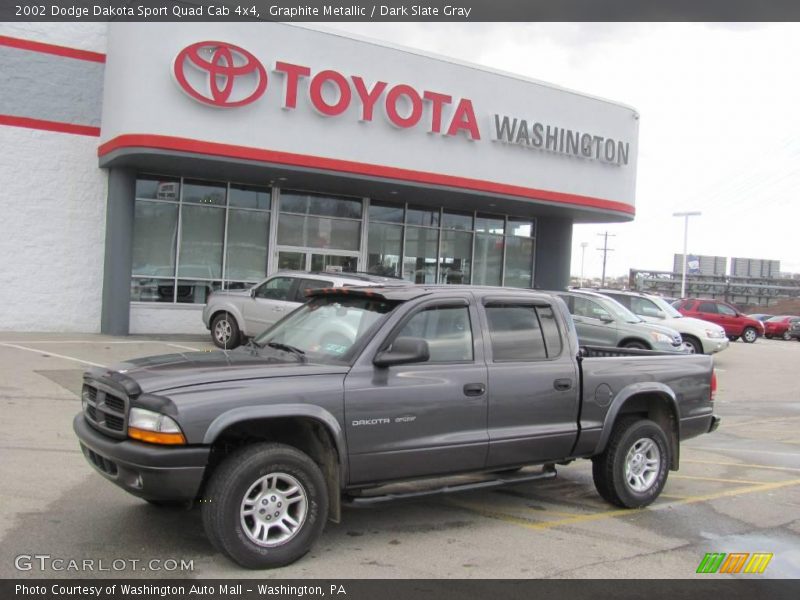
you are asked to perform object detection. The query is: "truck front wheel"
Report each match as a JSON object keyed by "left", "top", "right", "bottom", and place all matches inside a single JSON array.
[
  {"left": 592, "top": 417, "right": 670, "bottom": 508},
  {"left": 202, "top": 443, "right": 328, "bottom": 569}
]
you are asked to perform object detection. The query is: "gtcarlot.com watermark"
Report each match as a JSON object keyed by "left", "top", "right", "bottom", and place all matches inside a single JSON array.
[{"left": 15, "top": 554, "right": 194, "bottom": 572}]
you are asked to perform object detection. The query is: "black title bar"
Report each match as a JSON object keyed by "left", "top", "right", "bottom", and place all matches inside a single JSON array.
[{"left": 3, "top": 0, "right": 800, "bottom": 22}]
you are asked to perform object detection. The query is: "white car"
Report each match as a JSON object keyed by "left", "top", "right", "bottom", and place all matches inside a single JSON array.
[
  {"left": 597, "top": 290, "right": 729, "bottom": 355},
  {"left": 202, "top": 271, "right": 407, "bottom": 348}
]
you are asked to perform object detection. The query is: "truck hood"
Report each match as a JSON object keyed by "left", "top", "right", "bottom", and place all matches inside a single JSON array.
[{"left": 92, "top": 349, "right": 349, "bottom": 394}]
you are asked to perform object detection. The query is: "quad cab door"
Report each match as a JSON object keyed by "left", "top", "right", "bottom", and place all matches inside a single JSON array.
[
  {"left": 343, "top": 295, "right": 489, "bottom": 485},
  {"left": 479, "top": 298, "right": 580, "bottom": 467}
]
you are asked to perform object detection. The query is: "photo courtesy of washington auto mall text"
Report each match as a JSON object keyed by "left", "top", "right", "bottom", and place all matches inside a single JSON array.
[{"left": 1, "top": 1, "right": 800, "bottom": 600}]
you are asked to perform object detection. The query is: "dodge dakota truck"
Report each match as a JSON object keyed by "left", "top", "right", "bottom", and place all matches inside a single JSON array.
[{"left": 74, "top": 285, "right": 720, "bottom": 569}]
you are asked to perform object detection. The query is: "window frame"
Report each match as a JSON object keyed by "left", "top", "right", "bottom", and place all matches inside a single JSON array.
[
  {"left": 481, "top": 300, "right": 564, "bottom": 362},
  {"left": 377, "top": 298, "right": 476, "bottom": 365}
]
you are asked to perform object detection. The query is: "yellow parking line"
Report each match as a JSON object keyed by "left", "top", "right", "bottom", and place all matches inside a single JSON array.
[
  {"left": 682, "top": 458, "right": 800, "bottom": 473},
  {"left": 447, "top": 477, "right": 800, "bottom": 532},
  {"left": 671, "top": 474, "right": 766, "bottom": 485}
]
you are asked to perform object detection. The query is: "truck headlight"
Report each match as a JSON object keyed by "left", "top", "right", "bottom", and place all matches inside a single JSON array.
[{"left": 128, "top": 408, "right": 186, "bottom": 445}]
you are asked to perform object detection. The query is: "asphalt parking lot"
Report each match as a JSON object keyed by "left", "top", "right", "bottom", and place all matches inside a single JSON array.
[{"left": 0, "top": 332, "right": 798, "bottom": 579}]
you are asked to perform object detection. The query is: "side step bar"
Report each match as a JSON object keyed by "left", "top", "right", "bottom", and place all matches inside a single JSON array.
[{"left": 344, "top": 466, "right": 557, "bottom": 506}]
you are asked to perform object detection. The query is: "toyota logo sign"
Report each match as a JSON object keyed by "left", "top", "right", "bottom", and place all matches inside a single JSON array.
[{"left": 173, "top": 41, "right": 267, "bottom": 108}]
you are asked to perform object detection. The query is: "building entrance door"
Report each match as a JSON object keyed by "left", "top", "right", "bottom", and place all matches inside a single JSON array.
[{"left": 276, "top": 248, "right": 359, "bottom": 273}]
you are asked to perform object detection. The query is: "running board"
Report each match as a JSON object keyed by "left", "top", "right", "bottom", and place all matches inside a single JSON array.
[{"left": 343, "top": 466, "right": 557, "bottom": 506}]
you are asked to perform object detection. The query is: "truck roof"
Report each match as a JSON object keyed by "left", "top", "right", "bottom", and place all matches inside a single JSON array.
[{"left": 307, "top": 284, "right": 561, "bottom": 303}]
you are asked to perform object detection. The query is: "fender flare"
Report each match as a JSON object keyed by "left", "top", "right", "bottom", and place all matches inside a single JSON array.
[
  {"left": 596, "top": 382, "right": 681, "bottom": 459},
  {"left": 203, "top": 403, "right": 348, "bottom": 484}
]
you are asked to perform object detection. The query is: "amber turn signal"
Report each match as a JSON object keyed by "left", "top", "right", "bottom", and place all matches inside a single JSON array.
[{"left": 128, "top": 427, "right": 186, "bottom": 445}]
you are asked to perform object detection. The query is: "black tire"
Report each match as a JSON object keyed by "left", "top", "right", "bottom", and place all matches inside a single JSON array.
[
  {"left": 742, "top": 327, "right": 758, "bottom": 344},
  {"left": 211, "top": 312, "right": 241, "bottom": 349},
  {"left": 765, "top": 334, "right": 773, "bottom": 339},
  {"left": 592, "top": 417, "right": 670, "bottom": 508},
  {"left": 728, "top": 336, "right": 739, "bottom": 342},
  {"left": 202, "top": 443, "right": 328, "bottom": 569},
  {"left": 622, "top": 340, "right": 649, "bottom": 350},
  {"left": 683, "top": 335, "right": 702, "bottom": 355}
]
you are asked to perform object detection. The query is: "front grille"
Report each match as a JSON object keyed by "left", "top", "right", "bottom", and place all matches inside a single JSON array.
[
  {"left": 81, "top": 444, "right": 118, "bottom": 476},
  {"left": 103, "top": 395, "right": 125, "bottom": 413},
  {"left": 104, "top": 414, "right": 125, "bottom": 432},
  {"left": 83, "top": 383, "right": 128, "bottom": 439}
]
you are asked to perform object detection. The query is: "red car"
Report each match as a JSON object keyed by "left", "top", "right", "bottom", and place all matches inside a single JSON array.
[
  {"left": 673, "top": 298, "right": 764, "bottom": 343},
  {"left": 764, "top": 315, "right": 800, "bottom": 340}
]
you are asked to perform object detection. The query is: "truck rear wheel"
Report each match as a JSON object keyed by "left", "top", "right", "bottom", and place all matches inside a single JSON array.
[
  {"left": 592, "top": 417, "right": 669, "bottom": 508},
  {"left": 202, "top": 443, "right": 328, "bottom": 569}
]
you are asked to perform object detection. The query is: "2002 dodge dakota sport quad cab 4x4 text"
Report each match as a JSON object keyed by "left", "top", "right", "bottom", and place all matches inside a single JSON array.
[{"left": 74, "top": 285, "right": 720, "bottom": 568}]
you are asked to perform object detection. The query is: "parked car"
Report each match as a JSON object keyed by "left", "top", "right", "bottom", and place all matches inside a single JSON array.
[
  {"left": 202, "top": 271, "right": 408, "bottom": 349},
  {"left": 556, "top": 289, "right": 687, "bottom": 352},
  {"left": 788, "top": 319, "right": 800, "bottom": 341},
  {"left": 594, "top": 289, "right": 729, "bottom": 355},
  {"left": 75, "top": 285, "right": 719, "bottom": 568},
  {"left": 747, "top": 313, "right": 774, "bottom": 324},
  {"left": 764, "top": 315, "right": 800, "bottom": 340},
  {"left": 674, "top": 298, "right": 764, "bottom": 343}
]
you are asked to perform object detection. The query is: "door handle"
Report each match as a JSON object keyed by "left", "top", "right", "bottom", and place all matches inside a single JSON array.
[
  {"left": 553, "top": 378, "right": 573, "bottom": 391},
  {"left": 463, "top": 383, "right": 486, "bottom": 397}
]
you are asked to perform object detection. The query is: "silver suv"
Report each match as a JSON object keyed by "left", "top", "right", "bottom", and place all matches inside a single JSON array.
[
  {"left": 202, "top": 271, "right": 407, "bottom": 348},
  {"left": 595, "top": 289, "right": 729, "bottom": 355},
  {"left": 556, "top": 289, "right": 687, "bottom": 352}
]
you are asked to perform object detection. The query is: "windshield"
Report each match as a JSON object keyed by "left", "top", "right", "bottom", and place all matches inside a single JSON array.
[
  {"left": 646, "top": 295, "right": 683, "bottom": 318},
  {"left": 599, "top": 297, "right": 644, "bottom": 324},
  {"left": 253, "top": 295, "right": 399, "bottom": 363}
]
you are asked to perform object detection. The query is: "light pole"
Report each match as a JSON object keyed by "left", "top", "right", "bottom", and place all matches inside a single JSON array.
[
  {"left": 673, "top": 211, "right": 702, "bottom": 298},
  {"left": 580, "top": 242, "right": 588, "bottom": 287}
]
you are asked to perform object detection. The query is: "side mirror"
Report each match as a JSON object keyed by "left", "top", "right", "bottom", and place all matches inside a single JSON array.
[
  {"left": 373, "top": 337, "right": 430, "bottom": 368},
  {"left": 250, "top": 288, "right": 256, "bottom": 298},
  {"left": 599, "top": 315, "right": 615, "bottom": 324},
  {"left": 655, "top": 310, "right": 666, "bottom": 319}
]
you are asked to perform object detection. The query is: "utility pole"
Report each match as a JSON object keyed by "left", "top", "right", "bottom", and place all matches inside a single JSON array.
[{"left": 597, "top": 232, "right": 615, "bottom": 287}]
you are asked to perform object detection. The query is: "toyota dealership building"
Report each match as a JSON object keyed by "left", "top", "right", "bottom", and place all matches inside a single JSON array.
[{"left": 0, "top": 22, "right": 639, "bottom": 335}]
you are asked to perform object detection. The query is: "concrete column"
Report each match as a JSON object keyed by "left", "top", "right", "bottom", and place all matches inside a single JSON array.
[
  {"left": 534, "top": 216, "right": 573, "bottom": 290},
  {"left": 100, "top": 168, "right": 136, "bottom": 335}
]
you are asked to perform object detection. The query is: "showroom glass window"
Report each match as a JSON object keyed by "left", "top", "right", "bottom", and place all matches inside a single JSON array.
[
  {"left": 403, "top": 205, "right": 440, "bottom": 284},
  {"left": 131, "top": 175, "right": 272, "bottom": 303},
  {"left": 277, "top": 191, "right": 361, "bottom": 251},
  {"left": 367, "top": 201, "right": 404, "bottom": 277},
  {"left": 364, "top": 201, "right": 536, "bottom": 287}
]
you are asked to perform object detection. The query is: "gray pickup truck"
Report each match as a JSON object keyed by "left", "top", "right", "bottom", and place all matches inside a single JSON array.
[{"left": 74, "top": 285, "right": 719, "bottom": 569}]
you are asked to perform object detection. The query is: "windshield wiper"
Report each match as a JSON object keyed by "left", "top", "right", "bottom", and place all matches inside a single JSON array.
[{"left": 266, "top": 341, "right": 306, "bottom": 362}]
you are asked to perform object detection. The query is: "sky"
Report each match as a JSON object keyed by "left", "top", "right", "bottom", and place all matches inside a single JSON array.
[{"left": 314, "top": 22, "right": 800, "bottom": 279}]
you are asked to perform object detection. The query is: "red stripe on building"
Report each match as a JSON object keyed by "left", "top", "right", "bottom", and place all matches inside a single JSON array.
[
  {"left": 0, "top": 35, "right": 106, "bottom": 63},
  {"left": 99, "top": 133, "right": 636, "bottom": 216},
  {"left": 0, "top": 115, "right": 101, "bottom": 137}
]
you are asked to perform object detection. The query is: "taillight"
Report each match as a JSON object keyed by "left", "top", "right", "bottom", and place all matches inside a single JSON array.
[{"left": 710, "top": 369, "right": 717, "bottom": 402}]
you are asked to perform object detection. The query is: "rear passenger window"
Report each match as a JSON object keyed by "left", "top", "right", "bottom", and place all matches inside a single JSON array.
[
  {"left": 485, "top": 304, "right": 561, "bottom": 361},
  {"left": 394, "top": 306, "right": 473, "bottom": 362},
  {"left": 698, "top": 302, "right": 718, "bottom": 313},
  {"left": 537, "top": 306, "right": 563, "bottom": 357},
  {"left": 295, "top": 278, "right": 334, "bottom": 302}
]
